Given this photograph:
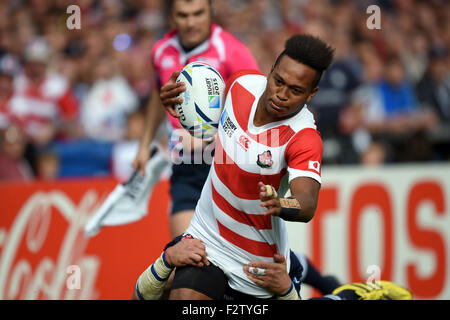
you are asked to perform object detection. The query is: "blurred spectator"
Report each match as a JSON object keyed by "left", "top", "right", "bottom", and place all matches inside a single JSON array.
[
  {"left": 36, "top": 149, "right": 60, "bottom": 180},
  {"left": 416, "top": 45, "right": 450, "bottom": 160},
  {"left": 0, "top": 124, "right": 33, "bottom": 181},
  {"left": 416, "top": 45, "right": 450, "bottom": 123},
  {"left": 80, "top": 55, "right": 139, "bottom": 142},
  {"left": 0, "top": 53, "right": 19, "bottom": 130},
  {"left": 0, "top": 0, "right": 447, "bottom": 176},
  {"left": 8, "top": 37, "right": 81, "bottom": 146},
  {"left": 360, "top": 55, "right": 438, "bottom": 162},
  {"left": 360, "top": 141, "right": 387, "bottom": 167},
  {"left": 111, "top": 109, "right": 146, "bottom": 181},
  {"left": 306, "top": 25, "right": 362, "bottom": 164}
]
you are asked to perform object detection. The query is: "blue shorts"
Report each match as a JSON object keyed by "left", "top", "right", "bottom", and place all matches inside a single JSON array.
[{"left": 169, "top": 162, "right": 211, "bottom": 215}]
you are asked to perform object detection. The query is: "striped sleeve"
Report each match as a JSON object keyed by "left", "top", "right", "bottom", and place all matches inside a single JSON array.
[{"left": 284, "top": 128, "right": 323, "bottom": 184}]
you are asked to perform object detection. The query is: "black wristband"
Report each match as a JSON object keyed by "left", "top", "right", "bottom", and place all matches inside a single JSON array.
[{"left": 279, "top": 207, "right": 301, "bottom": 221}]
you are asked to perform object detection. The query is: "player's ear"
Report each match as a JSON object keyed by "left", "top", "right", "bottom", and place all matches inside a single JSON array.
[{"left": 306, "top": 86, "right": 318, "bottom": 103}]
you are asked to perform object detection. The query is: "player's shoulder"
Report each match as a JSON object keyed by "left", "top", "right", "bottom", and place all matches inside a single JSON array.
[
  {"left": 153, "top": 29, "right": 178, "bottom": 48},
  {"left": 284, "top": 108, "right": 321, "bottom": 147},
  {"left": 225, "top": 70, "right": 265, "bottom": 96},
  {"left": 286, "top": 126, "right": 322, "bottom": 154},
  {"left": 152, "top": 29, "right": 179, "bottom": 61},
  {"left": 287, "top": 107, "right": 319, "bottom": 134}
]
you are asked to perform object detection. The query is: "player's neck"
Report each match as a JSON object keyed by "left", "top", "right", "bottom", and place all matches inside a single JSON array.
[{"left": 253, "top": 100, "right": 276, "bottom": 127}]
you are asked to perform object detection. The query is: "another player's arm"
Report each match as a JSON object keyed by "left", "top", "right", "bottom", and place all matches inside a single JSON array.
[
  {"left": 259, "top": 177, "right": 320, "bottom": 222},
  {"left": 133, "top": 71, "right": 186, "bottom": 175},
  {"left": 132, "top": 238, "right": 209, "bottom": 300},
  {"left": 133, "top": 90, "right": 166, "bottom": 175}
]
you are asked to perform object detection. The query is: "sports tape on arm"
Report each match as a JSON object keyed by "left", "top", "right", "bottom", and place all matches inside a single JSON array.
[
  {"left": 265, "top": 185, "right": 301, "bottom": 221},
  {"left": 276, "top": 282, "right": 301, "bottom": 300},
  {"left": 135, "top": 251, "right": 173, "bottom": 300},
  {"left": 279, "top": 197, "right": 301, "bottom": 221}
]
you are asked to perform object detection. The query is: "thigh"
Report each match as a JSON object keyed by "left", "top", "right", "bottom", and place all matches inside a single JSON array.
[{"left": 170, "top": 263, "right": 228, "bottom": 300}]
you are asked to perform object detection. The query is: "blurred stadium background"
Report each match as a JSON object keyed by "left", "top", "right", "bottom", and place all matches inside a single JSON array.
[{"left": 0, "top": 0, "right": 449, "bottom": 300}]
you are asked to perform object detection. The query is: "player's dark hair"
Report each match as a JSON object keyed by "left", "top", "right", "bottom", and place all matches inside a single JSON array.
[{"left": 273, "top": 34, "right": 335, "bottom": 89}]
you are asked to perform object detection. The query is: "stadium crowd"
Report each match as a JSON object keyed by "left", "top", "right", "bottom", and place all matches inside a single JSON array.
[{"left": 0, "top": 0, "right": 448, "bottom": 181}]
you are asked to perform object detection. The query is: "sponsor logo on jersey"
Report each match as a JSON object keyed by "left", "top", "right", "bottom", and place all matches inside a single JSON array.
[
  {"left": 221, "top": 110, "right": 237, "bottom": 137},
  {"left": 257, "top": 150, "right": 273, "bottom": 168},
  {"left": 308, "top": 160, "right": 321, "bottom": 172},
  {"left": 238, "top": 135, "right": 250, "bottom": 151}
]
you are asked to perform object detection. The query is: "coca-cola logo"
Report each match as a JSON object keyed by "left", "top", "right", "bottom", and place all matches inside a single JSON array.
[{"left": 0, "top": 190, "right": 102, "bottom": 300}]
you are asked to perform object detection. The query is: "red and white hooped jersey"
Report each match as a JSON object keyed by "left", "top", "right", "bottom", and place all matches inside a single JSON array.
[
  {"left": 186, "top": 70, "right": 323, "bottom": 298},
  {"left": 151, "top": 24, "right": 259, "bottom": 131},
  {"left": 8, "top": 72, "right": 78, "bottom": 139}
]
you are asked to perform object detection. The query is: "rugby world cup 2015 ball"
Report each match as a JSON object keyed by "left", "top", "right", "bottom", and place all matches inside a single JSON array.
[{"left": 175, "top": 61, "right": 225, "bottom": 139}]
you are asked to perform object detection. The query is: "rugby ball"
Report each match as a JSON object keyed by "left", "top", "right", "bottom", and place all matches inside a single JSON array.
[{"left": 175, "top": 61, "right": 225, "bottom": 139}]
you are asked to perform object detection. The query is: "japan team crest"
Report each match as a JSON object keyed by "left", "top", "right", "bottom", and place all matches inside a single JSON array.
[{"left": 257, "top": 150, "right": 273, "bottom": 168}]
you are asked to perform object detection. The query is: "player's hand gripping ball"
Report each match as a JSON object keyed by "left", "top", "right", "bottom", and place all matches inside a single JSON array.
[{"left": 175, "top": 61, "right": 225, "bottom": 140}]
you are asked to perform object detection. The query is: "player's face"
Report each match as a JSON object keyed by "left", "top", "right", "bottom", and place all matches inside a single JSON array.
[
  {"left": 172, "top": 0, "right": 212, "bottom": 49},
  {"left": 262, "top": 55, "right": 319, "bottom": 121}
]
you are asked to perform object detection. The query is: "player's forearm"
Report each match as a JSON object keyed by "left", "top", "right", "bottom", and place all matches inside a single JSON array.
[
  {"left": 279, "top": 195, "right": 316, "bottom": 223},
  {"left": 135, "top": 251, "right": 173, "bottom": 300},
  {"left": 138, "top": 91, "right": 165, "bottom": 150}
]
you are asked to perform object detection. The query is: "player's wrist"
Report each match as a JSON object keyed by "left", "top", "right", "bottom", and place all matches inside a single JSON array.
[
  {"left": 278, "top": 197, "right": 301, "bottom": 221},
  {"left": 277, "top": 281, "right": 300, "bottom": 300},
  {"left": 163, "top": 249, "right": 175, "bottom": 268}
]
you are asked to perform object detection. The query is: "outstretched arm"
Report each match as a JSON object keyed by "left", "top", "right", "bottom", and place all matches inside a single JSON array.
[
  {"left": 258, "top": 176, "right": 320, "bottom": 223},
  {"left": 133, "top": 89, "right": 166, "bottom": 176}
]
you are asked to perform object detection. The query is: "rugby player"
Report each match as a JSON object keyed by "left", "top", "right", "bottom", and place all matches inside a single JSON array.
[
  {"left": 133, "top": 0, "right": 339, "bottom": 296},
  {"left": 159, "top": 34, "right": 334, "bottom": 299}
]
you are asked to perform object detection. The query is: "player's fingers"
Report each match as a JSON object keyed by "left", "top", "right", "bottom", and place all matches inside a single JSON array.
[
  {"left": 169, "top": 70, "right": 181, "bottom": 82},
  {"left": 202, "top": 255, "right": 210, "bottom": 266},
  {"left": 263, "top": 207, "right": 279, "bottom": 216},
  {"left": 273, "top": 253, "right": 286, "bottom": 264},
  {"left": 189, "top": 253, "right": 209, "bottom": 267},
  {"left": 190, "top": 239, "right": 206, "bottom": 249},
  {"left": 245, "top": 273, "right": 267, "bottom": 287},
  {"left": 188, "top": 261, "right": 204, "bottom": 268},
  {"left": 160, "top": 82, "right": 185, "bottom": 99},
  {"left": 260, "top": 199, "right": 278, "bottom": 208},
  {"left": 161, "top": 104, "right": 181, "bottom": 118},
  {"left": 189, "top": 247, "right": 207, "bottom": 261}
]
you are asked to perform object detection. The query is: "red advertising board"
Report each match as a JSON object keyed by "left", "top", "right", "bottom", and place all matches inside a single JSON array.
[
  {"left": 0, "top": 178, "right": 171, "bottom": 300},
  {"left": 1, "top": 164, "right": 449, "bottom": 300}
]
